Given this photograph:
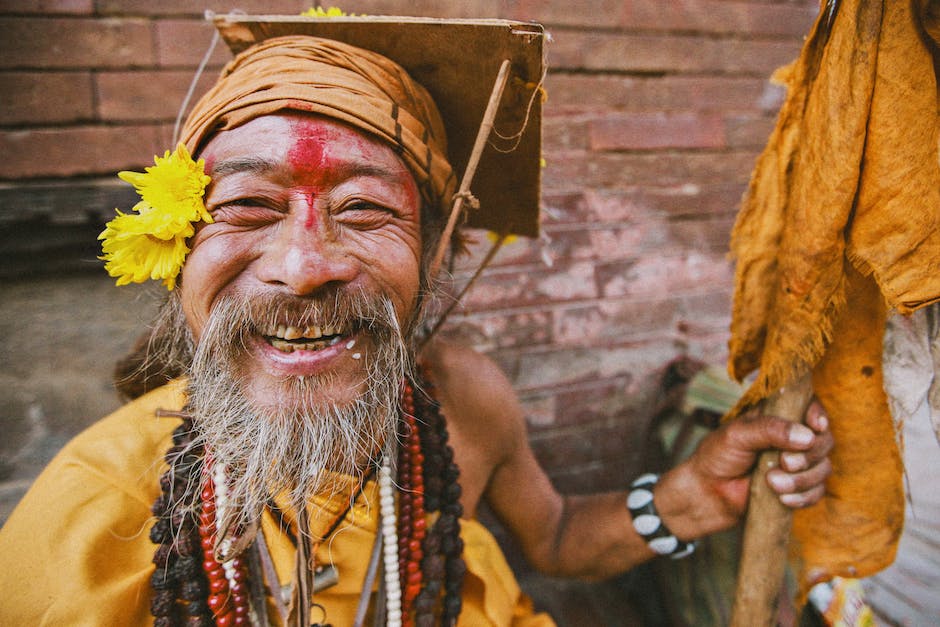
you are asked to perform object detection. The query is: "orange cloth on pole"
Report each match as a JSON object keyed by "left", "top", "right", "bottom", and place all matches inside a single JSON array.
[
  {"left": 728, "top": 0, "right": 940, "bottom": 592},
  {"left": 794, "top": 267, "right": 904, "bottom": 588}
]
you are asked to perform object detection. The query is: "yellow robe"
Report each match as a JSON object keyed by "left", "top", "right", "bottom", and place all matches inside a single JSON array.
[{"left": 0, "top": 381, "right": 553, "bottom": 626}]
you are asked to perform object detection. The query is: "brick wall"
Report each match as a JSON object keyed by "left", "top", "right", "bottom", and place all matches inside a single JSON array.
[{"left": 0, "top": 0, "right": 815, "bottom": 533}]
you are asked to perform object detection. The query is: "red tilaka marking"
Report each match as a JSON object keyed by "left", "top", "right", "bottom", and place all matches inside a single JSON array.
[
  {"left": 288, "top": 119, "right": 337, "bottom": 232},
  {"left": 304, "top": 190, "right": 316, "bottom": 229},
  {"left": 287, "top": 119, "right": 326, "bottom": 178}
]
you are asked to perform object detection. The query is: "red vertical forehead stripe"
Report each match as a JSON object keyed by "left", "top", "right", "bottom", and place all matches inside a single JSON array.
[{"left": 179, "top": 35, "right": 457, "bottom": 217}]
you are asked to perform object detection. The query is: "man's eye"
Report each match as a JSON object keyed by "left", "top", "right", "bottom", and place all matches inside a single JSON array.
[
  {"left": 211, "top": 200, "right": 282, "bottom": 225},
  {"left": 335, "top": 201, "right": 394, "bottom": 228}
]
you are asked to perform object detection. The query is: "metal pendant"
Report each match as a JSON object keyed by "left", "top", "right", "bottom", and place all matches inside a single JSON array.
[{"left": 313, "top": 563, "right": 340, "bottom": 592}]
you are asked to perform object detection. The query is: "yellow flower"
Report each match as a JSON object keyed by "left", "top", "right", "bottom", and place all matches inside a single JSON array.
[
  {"left": 118, "top": 143, "right": 212, "bottom": 224},
  {"left": 100, "top": 143, "right": 211, "bottom": 290},
  {"left": 301, "top": 6, "right": 353, "bottom": 17}
]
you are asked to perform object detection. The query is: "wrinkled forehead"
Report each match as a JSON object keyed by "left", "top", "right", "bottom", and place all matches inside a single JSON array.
[{"left": 198, "top": 113, "right": 417, "bottom": 185}]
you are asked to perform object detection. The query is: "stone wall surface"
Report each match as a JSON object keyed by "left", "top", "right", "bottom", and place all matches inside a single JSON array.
[{"left": 0, "top": 0, "right": 818, "bottom": 623}]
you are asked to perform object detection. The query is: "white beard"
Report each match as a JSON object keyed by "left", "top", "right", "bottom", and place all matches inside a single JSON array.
[{"left": 182, "top": 290, "right": 414, "bottom": 532}]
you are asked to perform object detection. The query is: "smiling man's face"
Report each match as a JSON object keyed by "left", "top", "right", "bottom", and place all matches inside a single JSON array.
[{"left": 179, "top": 112, "right": 423, "bottom": 414}]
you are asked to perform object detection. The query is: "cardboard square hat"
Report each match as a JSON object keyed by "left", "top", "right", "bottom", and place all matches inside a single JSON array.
[{"left": 210, "top": 13, "right": 545, "bottom": 238}]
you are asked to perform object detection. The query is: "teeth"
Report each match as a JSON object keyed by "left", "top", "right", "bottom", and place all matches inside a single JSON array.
[
  {"left": 264, "top": 323, "right": 345, "bottom": 340},
  {"left": 267, "top": 333, "right": 348, "bottom": 353},
  {"left": 269, "top": 338, "right": 296, "bottom": 352}
]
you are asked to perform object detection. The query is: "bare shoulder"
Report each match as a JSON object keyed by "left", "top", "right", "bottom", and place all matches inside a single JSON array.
[
  {"left": 421, "top": 339, "right": 516, "bottom": 399},
  {"left": 419, "top": 338, "right": 526, "bottom": 478}
]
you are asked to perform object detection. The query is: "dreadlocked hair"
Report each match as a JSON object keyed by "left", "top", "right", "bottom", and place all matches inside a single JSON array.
[
  {"left": 149, "top": 411, "right": 213, "bottom": 626},
  {"left": 410, "top": 367, "right": 466, "bottom": 626}
]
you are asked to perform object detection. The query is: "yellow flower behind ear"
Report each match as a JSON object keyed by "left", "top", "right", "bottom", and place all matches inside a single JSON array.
[
  {"left": 99, "top": 211, "right": 194, "bottom": 290},
  {"left": 99, "top": 143, "right": 212, "bottom": 290},
  {"left": 118, "top": 144, "right": 212, "bottom": 223}
]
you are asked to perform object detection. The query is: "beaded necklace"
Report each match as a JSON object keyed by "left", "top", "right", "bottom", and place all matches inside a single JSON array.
[{"left": 149, "top": 372, "right": 465, "bottom": 626}]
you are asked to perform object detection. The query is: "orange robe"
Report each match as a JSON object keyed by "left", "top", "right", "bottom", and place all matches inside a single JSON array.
[{"left": 0, "top": 381, "right": 553, "bottom": 626}]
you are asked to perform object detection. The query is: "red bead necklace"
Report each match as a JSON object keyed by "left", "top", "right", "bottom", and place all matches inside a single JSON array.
[
  {"left": 198, "top": 460, "right": 252, "bottom": 626},
  {"left": 397, "top": 381, "right": 427, "bottom": 626}
]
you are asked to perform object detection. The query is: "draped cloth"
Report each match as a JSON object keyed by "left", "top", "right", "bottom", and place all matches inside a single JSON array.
[
  {"left": 179, "top": 35, "right": 457, "bottom": 217},
  {"left": 0, "top": 382, "right": 553, "bottom": 626},
  {"left": 728, "top": 0, "right": 940, "bottom": 595}
]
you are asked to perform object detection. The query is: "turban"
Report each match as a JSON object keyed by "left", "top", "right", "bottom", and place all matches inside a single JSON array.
[{"left": 179, "top": 35, "right": 457, "bottom": 216}]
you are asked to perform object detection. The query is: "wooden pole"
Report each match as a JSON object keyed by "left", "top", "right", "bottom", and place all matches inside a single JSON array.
[
  {"left": 429, "top": 58, "right": 512, "bottom": 278},
  {"left": 730, "top": 372, "right": 814, "bottom": 627}
]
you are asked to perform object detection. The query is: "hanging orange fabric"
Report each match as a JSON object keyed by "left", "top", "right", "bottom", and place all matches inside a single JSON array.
[{"left": 728, "top": 0, "right": 940, "bottom": 594}]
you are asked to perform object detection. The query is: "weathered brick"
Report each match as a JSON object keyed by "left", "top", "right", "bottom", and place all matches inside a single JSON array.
[
  {"left": 154, "top": 19, "right": 231, "bottom": 67},
  {"left": 0, "top": 71, "right": 93, "bottom": 124},
  {"left": 536, "top": 227, "right": 598, "bottom": 264},
  {"left": 543, "top": 150, "right": 759, "bottom": 192},
  {"left": 589, "top": 221, "right": 669, "bottom": 259},
  {"left": 0, "top": 124, "right": 162, "bottom": 179},
  {"left": 679, "top": 328, "right": 731, "bottom": 364},
  {"left": 96, "top": 0, "right": 305, "bottom": 17},
  {"left": 0, "top": 17, "right": 153, "bottom": 69},
  {"left": 451, "top": 228, "right": 544, "bottom": 269},
  {"left": 725, "top": 113, "right": 776, "bottom": 148},
  {"left": 503, "top": 0, "right": 818, "bottom": 38},
  {"left": 0, "top": 0, "right": 92, "bottom": 14},
  {"left": 595, "top": 252, "right": 733, "bottom": 299},
  {"left": 96, "top": 0, "right": 503, "bottom": 19},
  {"left": 675, "top": 288, "right": 734, "bottom": 336},
  {"left": 551, "top": 288, "right": 734, "bottom": 353},
  {"left": 95, "top": 69, "right": 218, "bottom": 121},
  {"left": 462, "top": 222, "right": 660, "bottom": 268},
  {"left": 641, "top": 182, "right": 746, "bottom": 218},
  {"left": 440, "top": 308, "right": 555, "bottom": 351},
  {"left": 540, "top": 183, "right": 746, "bottom": 229},
  {"left": 518, "top": 392, "right": 557, "bottom": 429},
  {"left": 546, "top": 377, "right": 643, "bottom": 428},
  {"left": 342, "top": 0, "right": 503, "bottom": 18},
  {"left": 548, "top": 31, "right": 720, "bottom": 73},
  {"left": 542, "top": 115, "right": 590, "bottom": 152},
  {"left": 665, "top": 214, "right": 736, "bottom": 252},
  {"left": 545, "top": 75, "right": 780, "bottom": 113},
  {"left": 457, "top": 259, "right": 597, "bottom": 311},
  {"left": 589, "top": 112, "right": 726, "bottom": 151},
  {"left": 553, "top": 297, "right": 682, "bottom": 347},
  {"left": 540, "top": 191, "right": 591, "bottom": 224},
  {"left": 497, "top": 341, "right": 678, "bottom": 393},
  {"left": 715, "top": 38, "right": 804, "bottom": 75}
]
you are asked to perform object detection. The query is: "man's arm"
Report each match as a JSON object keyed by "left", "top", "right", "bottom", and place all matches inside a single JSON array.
[{"left": 434, "top": 343, "right": 832, "bottom": 581}]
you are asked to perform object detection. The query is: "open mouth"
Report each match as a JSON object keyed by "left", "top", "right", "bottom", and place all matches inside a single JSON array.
[{"left": 260, "top": 323, "right": 350, "bottom": 353}]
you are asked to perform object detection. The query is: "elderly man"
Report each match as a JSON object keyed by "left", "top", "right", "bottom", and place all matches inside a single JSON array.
[{"left": 0, "top": 16, "right": 831, "bottom": 627}]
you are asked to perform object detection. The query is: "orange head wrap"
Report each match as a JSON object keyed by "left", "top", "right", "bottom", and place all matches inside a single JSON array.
[{"left": 179, "top": 35, "right": 457, "bottom": 216}]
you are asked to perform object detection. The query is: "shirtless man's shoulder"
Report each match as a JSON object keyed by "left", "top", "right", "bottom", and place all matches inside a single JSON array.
[{"left": 419, "top": 338, "right": 529, "bottom": 517}]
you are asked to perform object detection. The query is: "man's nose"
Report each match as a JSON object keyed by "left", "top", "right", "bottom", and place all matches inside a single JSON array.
[{"left": 255, "top": 217, "right": 358, "bottom": 296}]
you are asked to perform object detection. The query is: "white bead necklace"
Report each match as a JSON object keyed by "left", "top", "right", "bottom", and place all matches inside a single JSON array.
[
  {"left": 211, "top": 461, "right": 240, "bottom": 589},
  {"left": 379, "top": 460, "right": 402, "bottom": 627}
]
